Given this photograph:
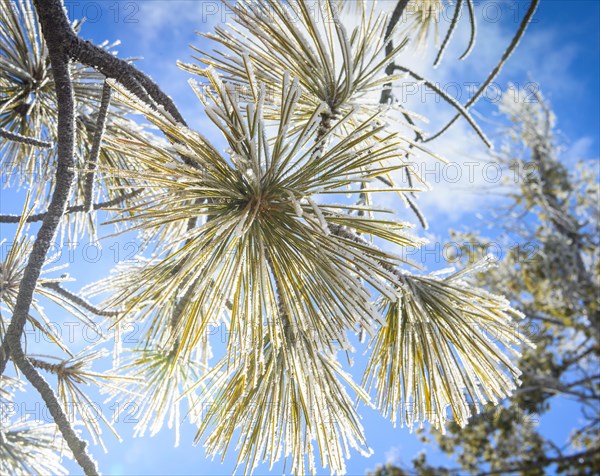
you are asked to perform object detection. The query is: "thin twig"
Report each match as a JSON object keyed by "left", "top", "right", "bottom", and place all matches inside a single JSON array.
[
  {"left": 393, "top": 64, "right": 491, "bottom": 147},
  {"left": 378, "top": 0, "right": 428, "bottom": 228},
  {"left": 425, "top": 0, "right": 540, "bottom": 143},
  {"left": 11, "top": 347, "right": 100, "bottom": 474},
  {"left": 84, "top": 81, "right": 112, "bottom": 212},
  {"left": 459, "top": 0, "right": 477, "bottom": 60},
  {"left": 41, "top": 282, "right": 120, "bottom": 317},
  {"left": 379, "top": 0, "right": 410, "bottom": 105},
  {"left": 434, "top": 0, "right": 463, "bottom": 67},
  {"left": 404, "top": 193, "right": 428, "bottom": 230},
  {"left": 0, "top": 189, "right": 144, "bottom": 223},
  {"left": 3, "top": 2, "right": 100, "bottom": 473},
  {"left": 559, "top": 345, "right": 597, "bottom": 371},
  {"left": 0, "top": 127, "right": 53, "bottom": 148}
]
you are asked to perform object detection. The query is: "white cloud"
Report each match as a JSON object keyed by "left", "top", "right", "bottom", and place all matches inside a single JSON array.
[
  {"left": 132, "top": 1, "right": 226, "bottom": 44},
  {"left": 566, "top": 136, "right": 596, "bottom": 162},
  {"left": 384, "top": 444, "right": 402, "bottom": 464}
]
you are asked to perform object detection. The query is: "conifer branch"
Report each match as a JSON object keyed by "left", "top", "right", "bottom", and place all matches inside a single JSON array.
[
  {"left": 459, "top": 0, "right": 477, "bottom": 60},
  {"left": 36, "top": 0, "right": 186, "bottom": 126},
  {"left": 434, "top": 0, "right": 463, "bottom": 67},
  {"left": 84, "top": 81, "right": 112, "bottom": 212},
  {"left": 0, "top": 189, "right": 143, "bottom": 223},
  {"left": 41, "top": 282, "right": 121, "bottom": 317},
  {"left": 10, "top": 347, "right": 100, "bottom": 475},
  {"left": 0, "top": 127, "right": 53, "bottom": 148},
  {"left": 2, "top": 2, "right": 99, "bottom": 473},
  {"left": 425, "top": 0, "right": 540, "bottom": 142},
  {"left": 378, "top": 0, "right": 427, "bottom": 228},
  {"left": 29, "top": 356, "right": 73, "bottom": 377},
  {"left": 1, "top": 4, "right": 77, "bottom": 378},
  {"left": 28, "top": 0, "right": 199, "bottom": 172},
  {"left": 393, "top": 64, "right": 492, "bottom": 147},
  {"left": 379, "top": 0, "right": 410, "bottom": 105}
]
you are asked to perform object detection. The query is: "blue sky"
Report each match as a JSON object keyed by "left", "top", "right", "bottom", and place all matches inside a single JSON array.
[{"left": 1, "top": 1, "right": 599, "bottom": 475}]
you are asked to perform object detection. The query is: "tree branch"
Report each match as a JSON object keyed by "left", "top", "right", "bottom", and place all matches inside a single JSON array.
[
  {"left": 11, "top": 347, "right": 99, "bottom": 475},
  {"left": 559, "top": 344, "right": 597, "bottom": 371},
  {"left": 379, "top": 0, "right": 410, "bottom": 105},
  {"left": 84, "top": 80, "right": 112, "bottom": 212},
  {"left": 2, "top": 1, "right": 99, "bottom": 473},
  {"left": 0, "top": 127, "right": 53, "bottom": 148},
  {"left": 29, "top": 356, "right": 72, "bottom": 377},
  {"left": 1, "top": 4, "right": 75, "bottom": 377},
  {"left": 434, "top": 0, "right": 463, "bottom": 67},
  {"left": 425, "top": 0, "right": 540, "bottom": 143},
  {"left": 26, "top": 0, "right": 186, "bottom": 127},
  {"left": 392, "top": 64, "right": 491, "bottom": 147},
  {"left": 0, "top": 189, "right": 143, "bottom": 223},
  {"left": 476, "top": 447, "right": 600, "bottom": 476},
  {"left": 41, "top": 281, "right": 121, "bottom": 317},
  {"left": 378, "top": 0, "right": 427, "bottom": 228},
  {"left": 459, "top": 0, "right": 477, "bottom": 60},
  {"left": 73, "top": 38, "right": 186, "bottom": 125}
]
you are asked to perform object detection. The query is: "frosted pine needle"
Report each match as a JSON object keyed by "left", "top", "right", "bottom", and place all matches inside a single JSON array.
[
  {"left": 179, "top": 0, "right": 413, "bottom": 135},
  {"left": 364, "top": 268, "right": 532, "bottom": 432},
  {"left": 0, "top": 419, "right": 72, "bottom": 476},
  {"left": 196, "top": 334, "right": 372, "bottom": 475}
]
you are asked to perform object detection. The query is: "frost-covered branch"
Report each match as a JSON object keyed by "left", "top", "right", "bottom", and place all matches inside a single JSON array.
[
  {"left": 1, "top": 2, "right": 99, "bottom": 473},
  {"left": 0, "top": 127, "right": 53, "bottom": 148},
  {"left": 1, "top": 5, "right": 77, "bottom": 378},
  {"left": 41, "top": 282, "right": 121, "bottom": 317},
  {"left": 9, "top": 349, "right": 99, "bottom": 475},
  {"left": 434, "top": 0, "right": 463, "bottom": 66},
  {"left": 0, "top": 189, "right": 143, "bottom": 223},
  {"left": 460, "top": 0, "right": 477, "bottom": 60},
  {"left": 379, "top": 0, "right": 410, "bottom": 105},
  {"left": 83, "top": 81, "right": 112, "bottom": 212},
  {"left": 378, "top": 0, "right": 427, "bottom": 228},
  {"left": 393, "top": 65, "right": 491, "bottom": 147},
  {"left": 36, "top": 0, "right": 187, "bottom": 126},
  {"left": 425, "top": 0, "right": 540, "bottom": 142}
]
